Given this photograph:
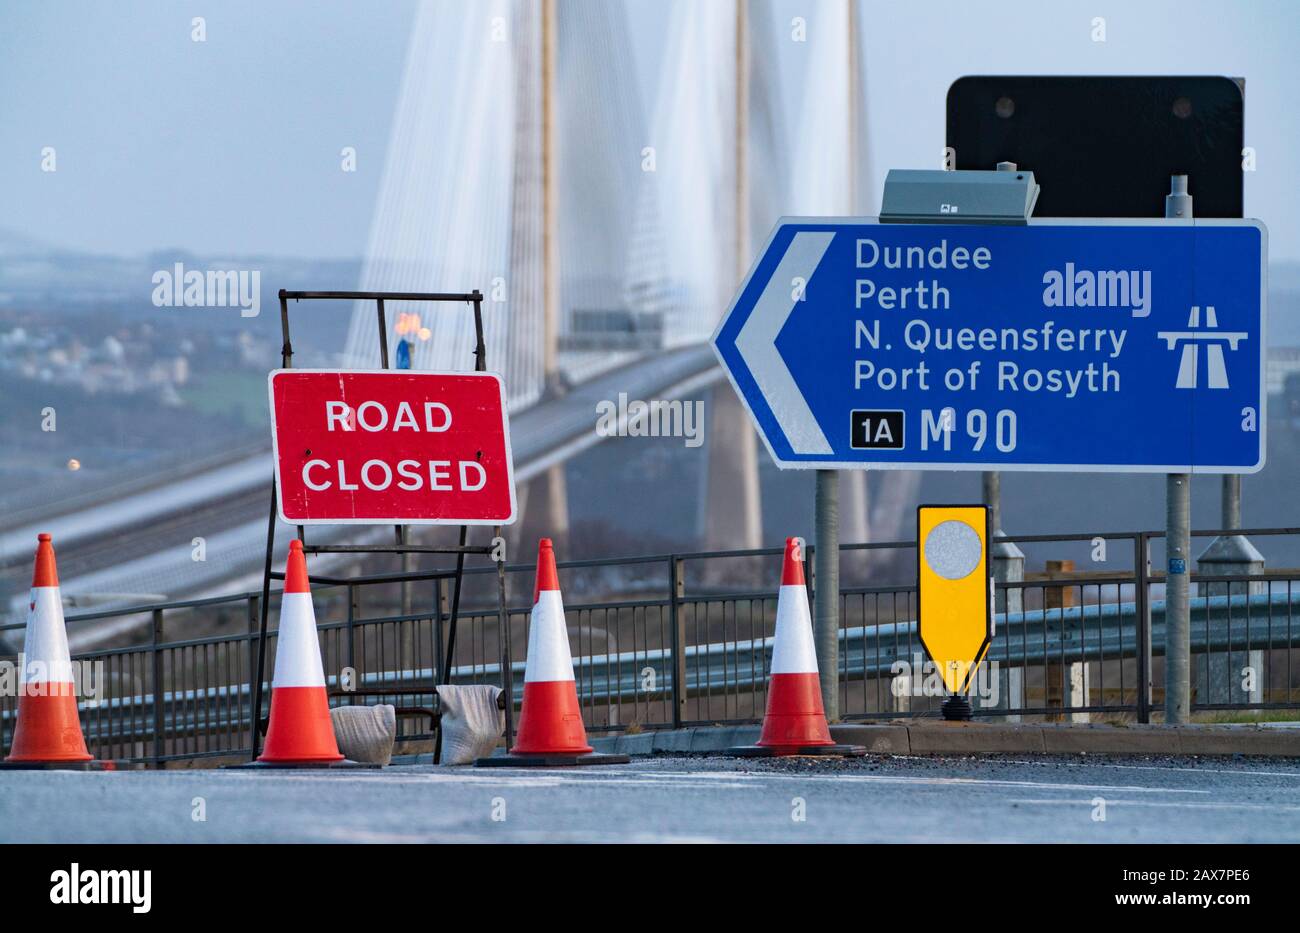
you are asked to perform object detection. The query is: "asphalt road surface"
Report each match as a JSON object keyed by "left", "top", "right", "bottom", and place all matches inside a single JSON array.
[{"left": 3, "top": 754, "right": 1300, "bottom": 843}]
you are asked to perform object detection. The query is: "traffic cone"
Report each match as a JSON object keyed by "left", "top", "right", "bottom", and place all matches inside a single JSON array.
[
  {"left": 1, "top": 534, "right": 102, "bottom": 770},
  {"left": 729, "top": 538, "right": 865, "bottom": 757},
  {"left": 254, "top": 540, "right": 345, "bottom": 766},
  {"left": 476, "top": 538, "right": 627, "bottom": 767}
]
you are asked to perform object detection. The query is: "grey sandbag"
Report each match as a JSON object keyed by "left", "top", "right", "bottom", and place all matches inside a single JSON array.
[
  {"left": 330, "top": 703, "right": 397, "bottom": 765},
  {"left": 435, "top": 685, "right": 504, "bottom": 765}
]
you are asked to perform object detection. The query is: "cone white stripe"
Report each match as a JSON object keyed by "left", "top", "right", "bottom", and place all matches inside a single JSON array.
[
  {"left": 769, "top": 584, "right": 820, "bottom": 675},
  {"left": 523, "top": 590, "right": 576, "bottom": 683},
  {"left": 22, "top": 587, "right": 75, "bottom": 684},
  {"left": 271, "top": 592, "right": 327, "bottom": 688}
]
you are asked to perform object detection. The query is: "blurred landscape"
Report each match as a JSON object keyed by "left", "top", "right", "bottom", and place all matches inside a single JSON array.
[
  {"left": 4, "top": 0, "right": 1300, "bottom": 583},
  {"left": 4, "top": 226, "right": 1300, "bottom": 561}
]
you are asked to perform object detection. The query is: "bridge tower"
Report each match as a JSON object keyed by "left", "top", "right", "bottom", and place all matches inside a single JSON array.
[
  {"left": 704, "top": 0, "right": 764, "bottom": 552},
  {"left": 839, "top": 0, "right": 870, "bottom": 552},
  {"left": 516, "top": 0, "right": 572, "bottom": 553}
]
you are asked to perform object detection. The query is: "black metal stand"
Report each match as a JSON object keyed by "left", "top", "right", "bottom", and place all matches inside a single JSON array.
[
  {"left": 248, "top": 289, "right": 514, "bottom": 765},
  {"left": 941, "top": 695, "right": 974, "bottom": 721}
]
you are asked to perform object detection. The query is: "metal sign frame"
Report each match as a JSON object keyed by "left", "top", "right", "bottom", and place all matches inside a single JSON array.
[{"left": 250, "top": 289, "right": 514, "bottom": 761}]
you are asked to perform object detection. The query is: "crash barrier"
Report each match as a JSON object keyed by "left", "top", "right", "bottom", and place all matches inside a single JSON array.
[{"left": 3, "top": 527, "right": 1300, "bottom": 766}]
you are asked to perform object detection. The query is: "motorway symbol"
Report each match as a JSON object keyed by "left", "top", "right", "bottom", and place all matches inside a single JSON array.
[
  {"left": 269, "top": 369, "right": 517, "bottom": 525},
  {"left": 1157, "top": 305, "right": 1247, "bottom": 389},
  {"left": 712, "top": 218, "right": 1267, "bottom": 473},
  {"left": 917, "top": 505, "right": 992, "bottom": 696}
]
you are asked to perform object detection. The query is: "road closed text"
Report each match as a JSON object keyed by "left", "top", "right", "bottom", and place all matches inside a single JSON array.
[
  {"left": 301, "top": 457, "right": 487, "bottom": 493},
  {"left": 304, "top": 398, "right": 485, "bottom": 493},
  {"left": 269, "top": 370, "right": 517, "bottom": 525}
]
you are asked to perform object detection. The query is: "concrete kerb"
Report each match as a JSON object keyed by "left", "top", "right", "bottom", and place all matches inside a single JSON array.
[
  {"left": 829, "top": 722, "right": 911, "bottom": 754},
  {"left": 1038, "top": 723, "right": 1181, "bottom": 755},
  {"left": 904, "top": 722, "right": 1049, "bottom": 755},
  {"left": 1175, "top": 724, "right": 1300, "bottom": 756},
  {"left": 586, "top": 721, "right": 1300, "bottom": 758}
]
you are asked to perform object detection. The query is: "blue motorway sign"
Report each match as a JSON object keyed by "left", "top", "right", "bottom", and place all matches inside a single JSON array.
[{"left": 712, "top": 219, "right": 1267, "bottom": 473}]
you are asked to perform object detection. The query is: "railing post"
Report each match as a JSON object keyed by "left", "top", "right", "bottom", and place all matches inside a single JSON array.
[
  {"left": 246, "top": 595, "right": 259, "bottom": 749},
  {"left": 497, "top": 553, "right": 514, "bottom": 746},
  {"left": 151, "top": 608, "right": 165, "bottom": 767},
  {"left": 434, "top": 575, "right": 447, "bottom": 683},
  {"left": 669, "top": 556, "right": 687, "bottom": 729},
  {"left": 346, "top": 584, "right": 358, "bottom": 703},
  {"left": 1135, "top": 533, "right": 1152, "bottom": 723}
]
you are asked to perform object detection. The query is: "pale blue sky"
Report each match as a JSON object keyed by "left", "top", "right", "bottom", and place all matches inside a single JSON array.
[
  {"left": 0, "top": 0, "right": 416, "bottom": 259},
  {"left": 3, "top": 1, "right": 1298, "bottom": 259}
]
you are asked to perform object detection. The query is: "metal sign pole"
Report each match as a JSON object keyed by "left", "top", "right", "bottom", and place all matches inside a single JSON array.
[
  {"left": 251, "top": 292, "right": 294, "bottom": 758},
  {"left": 1164, "top": 174, "right": 1193, "bottom": 724},
  {"left": 433, "top": 291, "right": 490, "bottom": 760},
  {"left": 373, "top": 297, "right": 415, "bottom": 623},
  {"left": 813, "top": 471, "right": 839, "bottom": 721}
]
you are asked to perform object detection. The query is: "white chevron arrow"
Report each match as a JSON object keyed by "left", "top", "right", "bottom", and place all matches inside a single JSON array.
[{"left": 733, "top": 230, "right": 835, "bottom": 455}]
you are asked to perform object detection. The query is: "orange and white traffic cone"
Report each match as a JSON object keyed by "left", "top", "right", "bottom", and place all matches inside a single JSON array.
[
  {"left": 1, "top": 534, "right": 100, "bottom": 770},
  {"left": 253, "top": 540, "right": 345, "bottom": 767},
  {"left": 476, "top": 538, "right": 627, "bottom": 767},
  {"left": 729, "top": 537, "right": 864, "bottom": 757}
]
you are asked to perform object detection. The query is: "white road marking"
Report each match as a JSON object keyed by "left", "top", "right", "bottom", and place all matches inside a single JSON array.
[
  {"left": 1007, "top": 797, "right": 1300, "bottom": 812},
  {"left": 396, "top": 766, "right": 1215, "bottom": 796},
  {"left": 941, "top": 756, "right": 1300, "bottom": 781},
  {"left": 655, "top": 769, "right": 1211, "bottom": 794},
  {"left": 313, "top": 826, "right": 726, "bottom": 844},
  {"left": 219, "top": 770, "right": 755, "bottom": 789},
  {"left": 107, "top": 761, "right": 1279, "bottom": 801}
]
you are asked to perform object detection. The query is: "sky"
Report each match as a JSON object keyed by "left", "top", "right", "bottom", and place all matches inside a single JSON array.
[{"left": 2, "top": 0, "right": 1299, "bottom": 260}]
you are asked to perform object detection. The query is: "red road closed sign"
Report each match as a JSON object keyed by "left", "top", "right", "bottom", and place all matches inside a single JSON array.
[{"left": 269, "top": 369, "right": 517, "bottom": 525}]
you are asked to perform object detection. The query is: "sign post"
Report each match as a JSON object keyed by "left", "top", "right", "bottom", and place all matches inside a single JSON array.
[{"left": 1164, "top": 175, "right": 1193, "bottom": 724}]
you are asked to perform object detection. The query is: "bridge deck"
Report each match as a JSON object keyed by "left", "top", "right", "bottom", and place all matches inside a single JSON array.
[{"left": 2, "top": 346, "right": 720, "bottom": 636}]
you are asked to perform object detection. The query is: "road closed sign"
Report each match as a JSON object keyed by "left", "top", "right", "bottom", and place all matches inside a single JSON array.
[{"left": 269, "top": 369, "right": 517, "bottom": 525}]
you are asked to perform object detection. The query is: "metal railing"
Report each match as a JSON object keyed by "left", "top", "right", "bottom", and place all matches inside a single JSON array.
[{"left": 3, "top": 527, "right": 1299, "bottom": 766}]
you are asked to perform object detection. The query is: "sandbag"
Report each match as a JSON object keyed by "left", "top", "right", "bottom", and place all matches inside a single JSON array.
[
  {"left": 330, "top": 703, "right": 397, "bottom": 765},
  {"left": 436, "top": 685, "right": 504, "bottom": 765}
]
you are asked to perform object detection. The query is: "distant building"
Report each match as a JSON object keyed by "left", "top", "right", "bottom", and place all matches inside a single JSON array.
[{"left": 1267, "top": 347, "right": 1300, "bottom": 396}]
